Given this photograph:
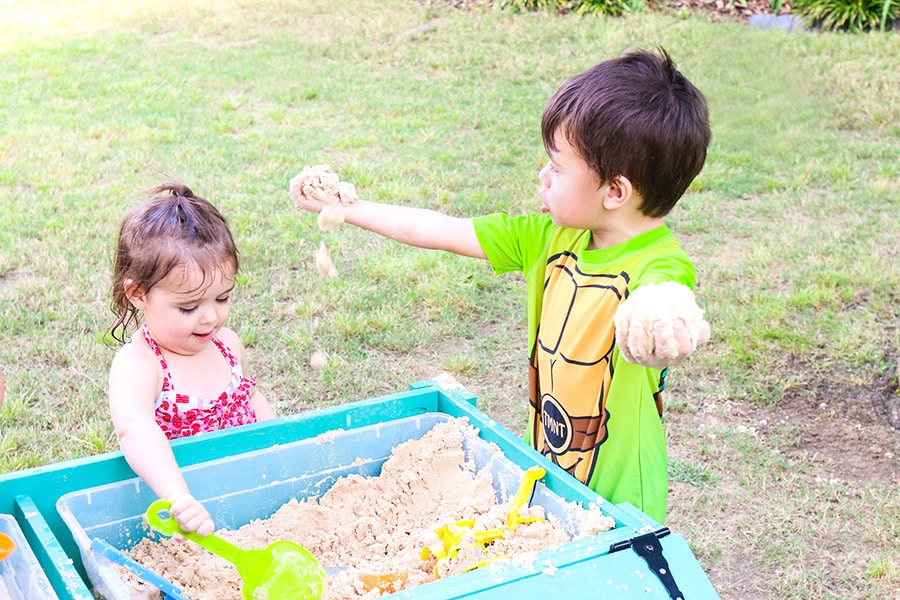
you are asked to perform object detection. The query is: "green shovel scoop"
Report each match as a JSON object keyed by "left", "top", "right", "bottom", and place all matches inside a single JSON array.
[{"left": 145, "top": 499, "right": 326, "bottom": 600}]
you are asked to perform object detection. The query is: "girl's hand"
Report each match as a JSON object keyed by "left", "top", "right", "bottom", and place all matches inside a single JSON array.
[{"left": 167, "top": 491, "right": 215, "bottom": 537}]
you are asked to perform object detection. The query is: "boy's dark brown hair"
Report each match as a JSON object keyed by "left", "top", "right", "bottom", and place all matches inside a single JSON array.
[
  {"left": 541, "top": 46, "right": 711, "bottom": 218},
  {"left": 108, "top": 181, "right": 239, "bottom": 343}
]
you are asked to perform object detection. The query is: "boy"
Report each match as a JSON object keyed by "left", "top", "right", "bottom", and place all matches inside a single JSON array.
[{"left": 292, "top": 47, "right": 711, "bottom": 523}]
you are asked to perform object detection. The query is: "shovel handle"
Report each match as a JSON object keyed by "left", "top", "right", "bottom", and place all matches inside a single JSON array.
[
  {"left": 145, "top": 499, "right": 249, "bottom": 567},
  {"left": 511, "top": 466, "right": 545, "bottom": 509}
]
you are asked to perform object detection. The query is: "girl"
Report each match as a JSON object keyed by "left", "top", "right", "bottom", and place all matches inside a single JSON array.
[{"left": 108, "top": 181, "right": 275, "bottom": 536}]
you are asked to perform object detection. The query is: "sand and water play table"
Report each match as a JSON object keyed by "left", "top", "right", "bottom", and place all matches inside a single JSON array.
[{"left": 0, "top": 378, "right": 719, "bottom": 599}]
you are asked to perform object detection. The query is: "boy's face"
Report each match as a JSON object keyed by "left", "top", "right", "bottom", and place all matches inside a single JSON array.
[{"left": 538, "top": 129, "right": 607, "bottom": 230}]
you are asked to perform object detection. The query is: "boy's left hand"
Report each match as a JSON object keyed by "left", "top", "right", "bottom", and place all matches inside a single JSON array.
[{"left": 614, "top": 281, "right": 710, "bottom": 370}]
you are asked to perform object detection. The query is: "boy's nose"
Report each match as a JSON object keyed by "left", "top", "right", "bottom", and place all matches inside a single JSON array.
[{"left": 538, "top": 162, "right": 552, "bottom": 186}]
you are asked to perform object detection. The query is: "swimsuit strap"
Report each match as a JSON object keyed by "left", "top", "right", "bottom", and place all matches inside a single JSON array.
[
  {"left": 141, "top": 324, "right": 176, "bottom": 391},
  {"left": 210, "top": 335, "right": 240, "bottom": 369},
  {"left": 141, "top": 324, "right": 234, "bottom": 391}
]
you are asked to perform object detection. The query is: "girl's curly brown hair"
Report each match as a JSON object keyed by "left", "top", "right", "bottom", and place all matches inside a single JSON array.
[{"left": 108, "top": 181, "right": 239, "bottom": 343}]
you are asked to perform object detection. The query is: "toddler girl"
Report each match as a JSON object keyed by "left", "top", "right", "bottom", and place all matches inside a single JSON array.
[{"left": 107, "top": 181, "right": 275, "bottom": 536}]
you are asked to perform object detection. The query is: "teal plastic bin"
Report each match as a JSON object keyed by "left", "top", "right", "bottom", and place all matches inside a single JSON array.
[
  {"left": 58, "top": 414, "right": 609, "bottom": 599},
  {"left": 0, "top": 513, "right": 59, "bottom": 600},
  {"left": 1, "top": 378, "right": 719, "bottom": 599},
  {"left": 59, "top": 411, "right": 717, "bottom": 599}
]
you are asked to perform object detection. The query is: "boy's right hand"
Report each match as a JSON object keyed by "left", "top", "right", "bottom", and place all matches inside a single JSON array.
[
  {"left": 290, "top": 165, "right": 357, "bottom": 213},
  {"left": 290, "top": 175, "right": 329, "bottom": 212},
  {"left": 167, "top": 491, "right": 214, "bottom": 537}
]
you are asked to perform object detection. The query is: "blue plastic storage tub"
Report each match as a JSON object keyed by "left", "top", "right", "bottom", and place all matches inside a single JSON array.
[
  {"left": 58, "top": 409, "right": 717, "bottom": 599},
  {"left": 1, "top": 377, "right": 719, "bottom": 599},
  {"left": 58, "top": 414, "right": 602, "bottom": 599},
  {"left": 0, "top": 513, "right": 59, "bottom": 600}
]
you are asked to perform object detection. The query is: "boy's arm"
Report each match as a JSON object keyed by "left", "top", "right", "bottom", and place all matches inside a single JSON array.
[
  {"left": 108, "top": 350, "right": 215, "bottom": 535},
  {"left": 296, "top": 194, "right": 487, "bottom": 260},
  {"left": 614, "top": 281, "right": 711, "bottom": 370}
]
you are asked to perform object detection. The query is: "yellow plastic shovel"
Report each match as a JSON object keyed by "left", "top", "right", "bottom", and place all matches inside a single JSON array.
[{"left": 145, "top": 499, "right": 326, "bottom": 600}]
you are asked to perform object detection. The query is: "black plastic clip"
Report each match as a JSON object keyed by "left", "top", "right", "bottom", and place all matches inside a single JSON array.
[{"left": 609, "top": 527, "right": 684, "bottom": 600}]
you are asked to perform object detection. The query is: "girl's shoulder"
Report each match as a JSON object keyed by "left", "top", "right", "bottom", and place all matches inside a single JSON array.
[
  {"left": 214, "top": 326, "right": 242, "bottom": 348},
  {"left": 108, "top": 332, "right": 165, "bottom": 402},
  {"left": 110, "top": 331, "right": 158, "bottom": 376}
]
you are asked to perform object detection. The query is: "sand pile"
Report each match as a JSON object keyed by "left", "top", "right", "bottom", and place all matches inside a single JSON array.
[{"left": 125, "top": 419, "right": 615, "bottom": 599}]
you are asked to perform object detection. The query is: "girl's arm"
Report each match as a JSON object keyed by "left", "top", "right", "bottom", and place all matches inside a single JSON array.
[
  {"left": 296, "top": 196, "right": 488, "bottom": 260},
  {"left": 108, "top": 347, "right": 215, "bottom": 535},
  {"left": 249, "top": 388, "right": 275, "bottom": 420}
]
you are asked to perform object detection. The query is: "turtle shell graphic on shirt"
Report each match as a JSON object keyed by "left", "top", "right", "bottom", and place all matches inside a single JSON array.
[{"left": 528, "top": 251, "right": 629, "bottom": 486}]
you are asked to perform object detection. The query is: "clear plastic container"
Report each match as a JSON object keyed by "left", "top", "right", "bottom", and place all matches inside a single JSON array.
[{"left": 0, "top": 513, "right": 59, "bottom": 600}]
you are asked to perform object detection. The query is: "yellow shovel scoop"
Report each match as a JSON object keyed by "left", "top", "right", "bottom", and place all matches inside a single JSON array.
[{"left": 146, "top": 499, "right": 326, "bottom": 600}]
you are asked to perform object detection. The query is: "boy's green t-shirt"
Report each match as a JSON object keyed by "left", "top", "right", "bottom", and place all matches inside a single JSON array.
[{"left": 473, "top": 212, "right": 696, "bottom": 523}]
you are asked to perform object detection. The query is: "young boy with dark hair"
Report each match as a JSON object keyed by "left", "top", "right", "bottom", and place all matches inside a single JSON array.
[{"left": 292, "top": 46, "right": 711, "bottom": 523}]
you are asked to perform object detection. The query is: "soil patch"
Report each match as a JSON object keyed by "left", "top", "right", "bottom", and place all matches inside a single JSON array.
[
  {"left": 774, "top": 366, "right": 900, "bottom": 483},
  {"left": 649, "top": 0, "right": 789, "bottom": 22},
  {"left": 673, "top": 359, "right": 899, "bottom": 485},
  {"left": 666, "top": 358, "right": 899, "bottom": 598}
]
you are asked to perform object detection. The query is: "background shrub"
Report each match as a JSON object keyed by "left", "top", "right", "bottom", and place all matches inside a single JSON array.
[
  {"left": 501, "top": 0, "right": 648, "bottom": 15},
  {"left": 792, "top": 0, "right": 897, "bottom": 30}
]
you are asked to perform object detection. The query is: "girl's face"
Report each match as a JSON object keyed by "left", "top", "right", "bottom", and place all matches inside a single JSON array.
[
  {"left": 131, "top": 264, "right": 235, "bottom": 357},
  {"left": 537, "top": 129, "right": 607, "bottom": 230}
]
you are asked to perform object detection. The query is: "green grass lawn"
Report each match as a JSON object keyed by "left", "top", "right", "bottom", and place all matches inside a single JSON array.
[{"left": 1, "top": 1, "right": 898, "bottom": 597}]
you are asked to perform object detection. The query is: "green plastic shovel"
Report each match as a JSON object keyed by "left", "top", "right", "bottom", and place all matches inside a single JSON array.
[{"left": 145, "top": 499, "right": 326, "bottom": 600}]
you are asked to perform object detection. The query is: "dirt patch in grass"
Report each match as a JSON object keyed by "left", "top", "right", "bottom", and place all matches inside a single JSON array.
[
  {"left": 775, "top": 365, "right": 900, "bottom": 483},
  {"left": 666, "top": 357, "right": 899, "bottom": 598},
  {"left": 649, "top": 0, "right": 789, "bottom": 23},
  {"left": 671, "top": 357, "right": 899, "bottom": 482}
]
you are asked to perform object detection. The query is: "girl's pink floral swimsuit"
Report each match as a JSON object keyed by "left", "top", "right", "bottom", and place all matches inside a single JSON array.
[{"left": 142, "top": 325, "right": 258, "bottom": 440}]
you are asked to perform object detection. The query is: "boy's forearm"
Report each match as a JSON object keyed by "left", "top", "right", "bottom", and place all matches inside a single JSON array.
[{"left": 343, "top": 200, "right": 486, "bottom": 259}]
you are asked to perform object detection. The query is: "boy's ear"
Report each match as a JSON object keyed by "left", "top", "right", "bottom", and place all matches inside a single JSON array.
[
  {"left": 123, "top": 279, "right": 146, "bottom": 309},
  {"left": 601, "top": 175, "right": 634, "bottom": 210}
]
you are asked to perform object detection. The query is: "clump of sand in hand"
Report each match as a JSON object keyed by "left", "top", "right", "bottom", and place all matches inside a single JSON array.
[
  {"left": 613, "top": 281, "right": 710, "bottom": 369},
  {"left": 290, "top": 164, "right": 358, "bottom": 232},
  {"left": 290, "top": 164, "right": 358, "bottom": 282}
]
